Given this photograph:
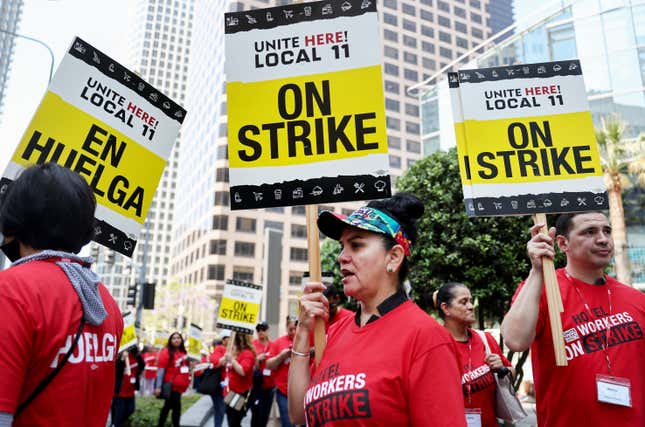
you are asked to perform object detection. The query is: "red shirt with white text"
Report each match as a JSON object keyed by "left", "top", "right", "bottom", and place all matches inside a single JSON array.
[{"left": 0, "top": 260, "right": 123, "bottom": 426}]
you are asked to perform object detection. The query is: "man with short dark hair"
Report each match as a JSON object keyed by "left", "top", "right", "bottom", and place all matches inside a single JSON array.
[{"left": 502, "top": 211, "right": 645, "bottom": 426}]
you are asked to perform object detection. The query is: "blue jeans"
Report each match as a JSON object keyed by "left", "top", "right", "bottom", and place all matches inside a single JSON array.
[
  {"left": 276, "top": 390, "right": 295, "bottom": 427},
  {"left": 210, "top": 393, "right": 226, "bottom": 427}
]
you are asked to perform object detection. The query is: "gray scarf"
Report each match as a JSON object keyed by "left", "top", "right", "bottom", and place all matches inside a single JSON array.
[{"left": 12, "top": 250, "right": 107, "bottom": 325}]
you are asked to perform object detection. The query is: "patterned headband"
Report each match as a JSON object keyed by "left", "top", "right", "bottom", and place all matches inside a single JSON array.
[{"left": 340, "top": 207, "right": 413, "bottom": 256}]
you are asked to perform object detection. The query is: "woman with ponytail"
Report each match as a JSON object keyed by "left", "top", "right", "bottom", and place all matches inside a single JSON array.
[
  {"left": 288, "top": 193, "right": 466, "bottom": 427},
  {"left": 434, "top": 283, "right": 514, "bottom": 427}
]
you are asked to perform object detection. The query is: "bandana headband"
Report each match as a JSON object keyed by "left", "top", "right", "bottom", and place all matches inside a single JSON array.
[{"left": 320, "top": 206, "right": 413, "bottom": 256}]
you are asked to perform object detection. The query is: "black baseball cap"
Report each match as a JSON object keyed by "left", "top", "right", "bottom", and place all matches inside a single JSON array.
[{"left": 256, "top": 321, "right": 269, "bottom": 332}]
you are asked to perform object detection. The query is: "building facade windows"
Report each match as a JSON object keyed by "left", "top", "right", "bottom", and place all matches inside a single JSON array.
[
  {"left": 236, "top": 217, "right": 256, "bottom": 233},
  {"left": 402, "top": 3, "right": 416, "bottom": 16},
  {"left": 214, "top": 191, "right": 229, "bottom": 206},
  {"left": 234, "top": 241, "right": 255, "bottom": 257},
  {"left": 264, "top": 220, "right": 284, "bottom": 230},
  {"left": 210, "top": 239, "right": 226, "bottom": 255},
  {"left": 233, "top": 267, "right": 254, "bottom": 282},
  {"left": 208, "top": 264, "right": 225, "bottom": 281},
  {"left": 290, "top": 247, "right": 308, "bottom": 262},
  {"left": 386, "top": 98, "right": 401, "bottom": 111},
  {"left": 291, "top": 224, "right": 307, "bottom": 238},
  {"left": 403, "top": 19, "right": 416, "bottom": 32},
  {"left": 212, "top": 215, "right": 228, "bottom": 230},
  {"left": 289, "top": 272, "right": 304, "bottom": 286}
]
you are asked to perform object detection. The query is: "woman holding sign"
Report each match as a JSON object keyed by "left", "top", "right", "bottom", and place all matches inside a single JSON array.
[
  {"left": 155, "top": 332, "right": 190, "bottom": 427},
  {"left": 287, "top": 193, "right": 466, "bottom": 427},
  {"left": 223, "top": 333, "right": 256, "bottom": 427}
]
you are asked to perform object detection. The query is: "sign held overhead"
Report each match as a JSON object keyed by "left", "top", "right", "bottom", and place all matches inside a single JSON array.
[
  {"left": 452, "top": 59, "right": 607, "bottom": 216},
  {"left": 225, "top": 0, "right": 391, "bottom": 210},
  {"left": 1, "top": 37, "right": 186, "bottom": 256}
]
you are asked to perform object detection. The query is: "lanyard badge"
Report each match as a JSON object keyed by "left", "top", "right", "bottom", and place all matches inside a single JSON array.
[
  {"left": 465, "top": 408, "right": 482, "bottom": 427},
  {"left": 596, "top": 375, "right": 632, "bottom": 407}
]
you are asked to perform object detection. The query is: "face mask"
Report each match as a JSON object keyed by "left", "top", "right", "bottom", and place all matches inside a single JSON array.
[{"left": 1, "top": 238, "right": 21, "bottom": 262}]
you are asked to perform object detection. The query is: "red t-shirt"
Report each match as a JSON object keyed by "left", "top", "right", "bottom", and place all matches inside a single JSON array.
[
  {"left": 267, "top": 334, "right": 294, "bottom": 395},
  {"left": 0, "top": 259, "right": 123, "bottom": 426},
  {"left": 227, "top": 348, "right": 255, "bottom": 393},
  {"left": 454, "top": 329, "right": 511, "bottom": 427},
  {"left": 207, "top": 345, "right": 227, "bottom": 396},
  {"left": 309, "top": 306, "right": 355, "bottom": 348},
  {"left": 210, "top": 344, "right": 227, "bottom": 367},
  {"left": 329, "top": 307, "right": 354, "bottom": 328},
  {"left": 253, "top": 338, "right": 275, "bottom": 389},
  {"left": 142, "top": 351, "right": 158, "bottom": 379},
  {"left": 305, "top": 301, "right": 466, "bottom": 427},
  {"left": 116, "top": 353, "right": 140, "bottom": 398},
  {"left": 512, "top": 269, "right": 645, "bottom": 426},
  {"left": 157, "top": 347, "right": 189, "bottom": 392}
]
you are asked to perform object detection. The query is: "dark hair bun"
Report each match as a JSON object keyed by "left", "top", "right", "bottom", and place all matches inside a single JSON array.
[{"left": 367, "top": 192, "right": 424, "bottom": 244}]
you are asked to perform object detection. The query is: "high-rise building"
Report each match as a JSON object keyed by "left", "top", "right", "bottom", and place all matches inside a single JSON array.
[
  {"left": 92, "top": 0, "right": 195, "bottom": 312},
  {"left": 171, "top": 0, "right": 506, "bottom": 338},
  {"left": 0, "top": 0, "right": 24, "bottom": 119},
  {"left": 488, "top": 0, "right": 513, "bottom": 39}
]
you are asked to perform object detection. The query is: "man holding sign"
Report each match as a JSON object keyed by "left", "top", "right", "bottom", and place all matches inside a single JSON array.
[{"left": 502, "top": 212, "right": 645, "bottom": 426}]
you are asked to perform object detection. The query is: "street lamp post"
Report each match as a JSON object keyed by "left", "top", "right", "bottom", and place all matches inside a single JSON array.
[{"left": 0, "top": 27, "right": 55, "bottom": 83}]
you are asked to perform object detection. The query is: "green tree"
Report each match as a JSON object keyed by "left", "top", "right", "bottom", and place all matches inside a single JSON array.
[
  {"left": 595, "top": 114, "right": 645, "bottom": 285},
  {"left": 396, "top": 148, "right": 533, "bottom": 326}
]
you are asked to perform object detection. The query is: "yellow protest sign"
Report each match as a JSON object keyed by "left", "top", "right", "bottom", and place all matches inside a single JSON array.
[
  {"left": 216, "top": 279, "right": 263, "bottom": 334},
  {"left": 1, "top": 37, "right": 186, "bottom": 256},
  {"left": 119, "top": 311, "right": 137, "bottom": 352},
  {"left": 225, "top": 0, "right": 390, "bottom": 210},
  {"left": 452, "top": 60, "right": 607, "bottom": 216},
  {"left": 187, "top": 324, "right": 203, "bottom": 360},
  {"left": 154, "top": 332, "right": 167, "bottom": 348}
]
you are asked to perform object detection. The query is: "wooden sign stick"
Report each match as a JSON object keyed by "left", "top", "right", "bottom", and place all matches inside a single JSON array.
[
  {"left": 305, "top": 204, "right": 326, "bottom": 366},
  {"left": 533, "top": 213, "right": 567, "bottom": 366},
  {"left": 227, "top": 331, "right": 236, "bottom": 354}
]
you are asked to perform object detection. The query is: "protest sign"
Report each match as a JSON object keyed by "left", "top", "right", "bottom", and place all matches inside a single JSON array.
[
  {"left": 225, "top": 0, "right": 390, "bottom": 210},
  {"left": 187, "top": 323, "right": 203, "bottom": 360},
  {"left": 1, "top": 37, "right": 186, "bottom": 256},
  {"left": 154, "top": 331, "right": 167, "bottom": 348},
  {"left": 455, "top": 60, "right": 607, "bottom": 216},
  {"left": 119, "top": 311, "right": 137, "bottom": 352},
  {"left": 216, "top": 279, "right": 263, "bottom": 335},
  {"left": 447, "top": 72, "right": 475, "bottom": 217}
]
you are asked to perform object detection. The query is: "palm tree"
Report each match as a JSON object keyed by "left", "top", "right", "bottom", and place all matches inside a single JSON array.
[{"left": 595, "top": 114, "right": 645, "bottom": 285}]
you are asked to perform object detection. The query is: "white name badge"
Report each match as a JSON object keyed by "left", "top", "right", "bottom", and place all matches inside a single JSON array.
[
  {"left": 596, "top": 374, "right": 631, "bottom": 407},
  {"left": 263, "top": 369, "right": 272, "bottom": 376},
  {"left": 180, "top": 366, "right": 189, "bottom": 374},
  {"left": 465, "top": 409, "right": 482, "bottom": 427}
]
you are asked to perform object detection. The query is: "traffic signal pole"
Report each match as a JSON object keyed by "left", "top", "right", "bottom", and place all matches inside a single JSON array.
[{"left": 135, "top": 219, "right": 150, "bottom": 330}]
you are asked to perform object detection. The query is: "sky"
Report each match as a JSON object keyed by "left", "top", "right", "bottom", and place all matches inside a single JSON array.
[{"left": 0, "top": 0, "right": 133, "bottom": 173}]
